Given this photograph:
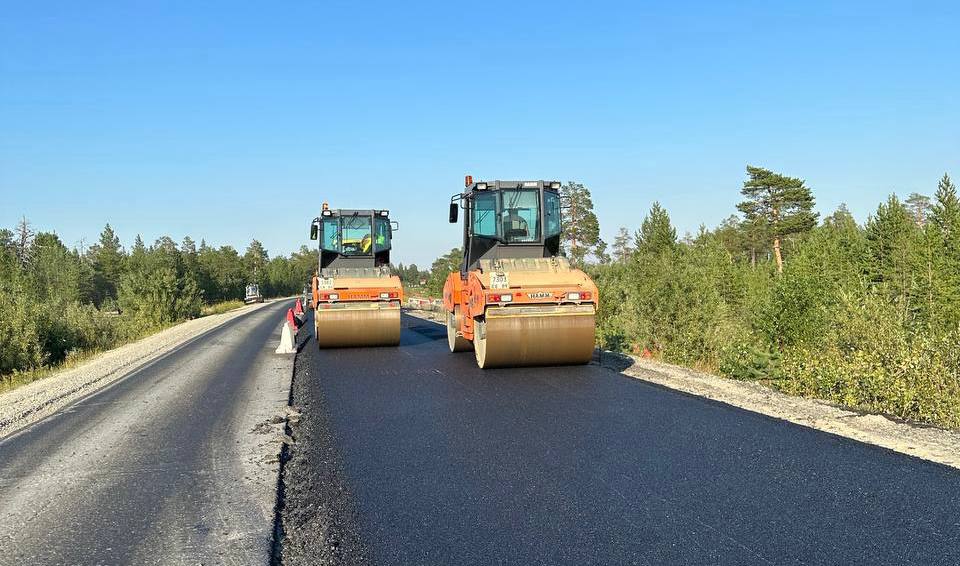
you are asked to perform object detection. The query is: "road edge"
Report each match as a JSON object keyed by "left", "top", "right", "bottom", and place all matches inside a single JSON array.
[{"left": 403, "top": 308, "right": 960, "bottom": 471}]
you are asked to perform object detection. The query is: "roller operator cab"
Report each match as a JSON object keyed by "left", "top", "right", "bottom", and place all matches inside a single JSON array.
[
  {"left": 442, "top": 177, "right": 599, "bottom": 368},
  {"left": 309, "top": 204, "right": 403, "bottom": 348}
]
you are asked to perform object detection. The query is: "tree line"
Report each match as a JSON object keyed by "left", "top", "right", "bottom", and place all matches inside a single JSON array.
[
  {"left": 0, "top": 223, "right": 316, "bottom": 378},
  {"left": 589, "top": 168, "right": 960, "bottom": 428}
]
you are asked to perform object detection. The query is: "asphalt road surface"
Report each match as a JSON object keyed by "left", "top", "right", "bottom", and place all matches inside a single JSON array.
[
  {"left": 0, "top": 301, "right": 292, "bottom": 565},
  {"left": 280, "top": 313, "right": 960, "bottom": 566}
]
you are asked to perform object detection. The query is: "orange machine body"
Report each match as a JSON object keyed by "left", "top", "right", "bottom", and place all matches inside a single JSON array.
[
  {"left": 443, "top": 263, "right": 598, "bottom": 342},
  {"left": 313, "top": 274, "right": 404, "bottom": 307}
]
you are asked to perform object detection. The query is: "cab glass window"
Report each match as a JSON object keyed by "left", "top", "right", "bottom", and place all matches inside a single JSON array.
[
  {"left": 340, "top": 215, "right": 373, "bottom": 255},
  {"left": 320, "top": 218, "right": 340, "bottom": 252},
  {"left": 473, "top": 191, "right": 498, "bottom": 238},
  {"left": 374, "top": 217, "right": 392, "bottom": 252},
  {"left": 544, "top": 189, "right": 561, "bottom": 238},
  {"left": 500, "top": 189, "right": 540, "bottom": 243}
]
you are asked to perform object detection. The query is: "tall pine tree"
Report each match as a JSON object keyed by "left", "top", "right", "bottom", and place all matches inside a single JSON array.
[
  {"left": 89, "top": 224, "right": 125, "bottom": 307},
  {"left": 560, "top": 182, "right": 602, "bottom": 266},
  {"left": 931, "top": 173, "right": 960, "bottom": 327},
  {"left": 737, "top": 166, "right": 817, "bottom": 273}
]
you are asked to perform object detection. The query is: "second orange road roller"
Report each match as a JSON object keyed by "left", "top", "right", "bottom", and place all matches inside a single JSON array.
[
  {"left": 309, "top": 204, "right": 403, "bottom": 347},
  {"left": 442, "top": 177, "right": 599, "bottom": 368}
]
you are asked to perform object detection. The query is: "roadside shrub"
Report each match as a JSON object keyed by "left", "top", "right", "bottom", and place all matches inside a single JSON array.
[
  {"left": 780, "top": 333, "right": 960, "bottom": 428},
  {"left": 0, "top": 281, "right": 45, "bottom": 373},
  {"left": 719, "top": 340, "right": 782, "bottom": 381},
  {"left": 119, "top": 264, "right": 201, "bottom": 330},
  {"left": 748, "top": 267, "right": 825, "bottom": 350}
]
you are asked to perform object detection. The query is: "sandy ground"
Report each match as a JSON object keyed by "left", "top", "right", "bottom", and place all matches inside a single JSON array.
[
  {"left": 404, "top": 307, "right": 960, "bottom": 471},
  {"left": 0, "top": 300, "right": 275, "bottom": 440}
]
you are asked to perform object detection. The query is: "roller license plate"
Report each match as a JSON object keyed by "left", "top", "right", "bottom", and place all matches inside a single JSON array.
[{"left": 490, "top": 272, "right": 509, "bottom": 289}]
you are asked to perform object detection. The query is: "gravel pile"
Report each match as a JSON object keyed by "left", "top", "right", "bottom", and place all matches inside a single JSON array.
[
  {"left": 276, "top": 340, "right": 370, "bottom": 566},
  {"left": 0, "top": 301, "right": 274, "bottom": 439}
]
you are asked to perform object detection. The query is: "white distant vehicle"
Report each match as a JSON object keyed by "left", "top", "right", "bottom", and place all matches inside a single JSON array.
[{"left": 244, "top": 283, "right": 264, "bottom": 304}]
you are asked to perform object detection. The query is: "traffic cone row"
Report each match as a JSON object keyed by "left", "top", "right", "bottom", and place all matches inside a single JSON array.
[{"left": 276, "top": 299, "right": 306, "bottom": 354}]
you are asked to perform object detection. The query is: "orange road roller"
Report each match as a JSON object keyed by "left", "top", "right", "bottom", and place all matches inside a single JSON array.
[
  {"left": 309, "top": 204, "right": 403, "bottom": 347},
  {"left": 442, "top": 177, "right": 598, "bottom": 368}
]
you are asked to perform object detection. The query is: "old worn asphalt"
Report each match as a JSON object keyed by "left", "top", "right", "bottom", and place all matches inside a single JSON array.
[
  {"left": 280, "top": 313, "right": 960, "bottom": 566},
  {"left": 0, "top": 300, "right": 292, "bottom": 565}
]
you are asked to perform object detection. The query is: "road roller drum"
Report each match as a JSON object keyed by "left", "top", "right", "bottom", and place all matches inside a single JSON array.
[
  {"left": 315, "top": 302, "right": 401, "bottom": 348},
  {"left": 473, "top": 305, "right": 595, "bottom": 368}
]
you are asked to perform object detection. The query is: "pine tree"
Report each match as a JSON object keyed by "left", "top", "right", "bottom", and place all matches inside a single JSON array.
[
  {"left": 905, "top": 193, "right": 932, "bottom": 226},
  {"left": 89, "top": 224, "right": 125, "bottom": 307},
  {"left": 119, "top": 235, "right": 202, "bottom": 325},
  {"left": 931, "top": 173, "right": 960, "bottom": 327},
  {"left": 736, "top": 165, "right": 818, "bottom": 273},
  {"left": 634, "top": 202, "right": 677, "bottom": 255},
  {"left": 932, "top": 173, "right": 959, "bottom": 240},
  {"left": 612, "top": 227, "right": 633, "bottom": 263},
  {"left": 560, "top": 182, "right": 602, "bottom": 266},
  {"left": 180, "top": 236, "right": 201, "bottom": 301},
  {"left": 865, "top": 195, "right": 917, "bottom": 324},
  {"left": 244, "top": 239, "right": 269, "bottom": 286}
]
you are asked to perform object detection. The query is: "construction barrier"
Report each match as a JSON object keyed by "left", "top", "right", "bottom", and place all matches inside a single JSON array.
[
  {"left": 276, "top": 306, "right": 300, "bottom": 354},
  {"left": 405, "top": 297, "right": 444, "bottom": 312}
]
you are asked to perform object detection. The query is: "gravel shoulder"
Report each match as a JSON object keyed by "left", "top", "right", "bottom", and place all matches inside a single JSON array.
[
  {"left": 0, "top": 300, "right": 275, "bottom": 440},
  {"left": 404, "top": 308, "right": 960, "bottom": 471}
]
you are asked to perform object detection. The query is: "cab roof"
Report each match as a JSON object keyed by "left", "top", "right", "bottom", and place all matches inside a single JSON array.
[{"left": 465, "top": 180, "right": 562, "bottom": 192}]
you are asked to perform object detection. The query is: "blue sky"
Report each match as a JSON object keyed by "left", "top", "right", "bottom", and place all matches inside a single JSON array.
[{"left": 2, "top": 1, "right": 958, "bottom": 266}]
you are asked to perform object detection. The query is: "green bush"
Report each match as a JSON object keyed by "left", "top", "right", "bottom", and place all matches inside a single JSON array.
[
  {"left": 587, "top": 183, "right": 960, "bottom": 429},
  {"left": 0, "top": 280, "right": 46, "bottom": 373},
  {"left": 781, "top": 332, "right": 960, "bottom": 428}
]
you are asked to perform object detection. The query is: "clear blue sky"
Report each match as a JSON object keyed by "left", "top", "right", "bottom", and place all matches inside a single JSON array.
[{"left": 2, "top": 1, "right": 958, "bottom": 266}]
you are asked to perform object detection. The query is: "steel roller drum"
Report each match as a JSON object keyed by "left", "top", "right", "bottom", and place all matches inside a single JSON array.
[
  {"left": 447, "top": 307, "right": 472, "bottom": 352},
  {"left": 315, "top": 302, "right": 401, "bottom": 348},
  {"left": 473, "top": 304, "right": 596, "bottom": 368}
]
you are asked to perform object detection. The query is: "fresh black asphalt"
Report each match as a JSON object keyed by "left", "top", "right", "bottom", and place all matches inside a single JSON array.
[{"left": 280, "top": 313, "right": 960, "bottom": 566}]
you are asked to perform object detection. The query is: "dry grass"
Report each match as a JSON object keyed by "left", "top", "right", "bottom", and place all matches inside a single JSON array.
[
  {"left": 1, "top": 348, "right": 106, "bottom": 395},
  {"left": 201, "top": 300, "right": 245, "bottom": 316}
]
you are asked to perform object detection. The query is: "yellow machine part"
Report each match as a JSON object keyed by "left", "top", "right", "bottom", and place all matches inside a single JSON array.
[
  {"left": 315, "top": 302, "right": 401, "bottom": 348},
  {"left": 473, "top": 304, "right": 596, "bottom": 369}
]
